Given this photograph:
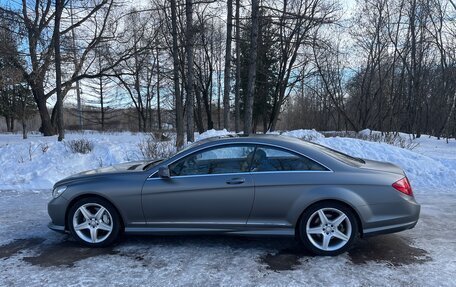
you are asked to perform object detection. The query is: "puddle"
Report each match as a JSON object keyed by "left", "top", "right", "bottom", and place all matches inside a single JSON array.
[
  {"left": 0, "top": 238, "right": 45, "bottom": 259},
  {"left": 348, "top": 234, "right": 431, "bottom": 266},
  {"left": 23, "top": 240, "right": 119, "bottom": 267},
  {"left": 259, "top": 244, "right": 313, "bottom": 271},
  {"left": 260, "top": 234, "right": 430, "bottom": 271}
]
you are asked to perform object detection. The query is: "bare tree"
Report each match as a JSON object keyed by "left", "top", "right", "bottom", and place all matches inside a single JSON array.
[
  {"left": 185, "top": 0, "right": 195, "bottom": 142},
  {"left": 168, "top": 0, "right": 185, "bottom": 147},
  {"left": 234, "top": 0, "right": 241, "bottom": 132},
  {"left": 244, "top": 0, "right": 259, "bottom": 135},
  {"left": 222, "top": 0, "right": 233, "bottom": 129},
  {"left": 54, "top": 0, "right": 65, "bottom": 141}
]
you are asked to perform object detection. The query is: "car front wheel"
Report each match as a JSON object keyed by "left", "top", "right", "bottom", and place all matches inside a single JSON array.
[
  {"left": 299, "top": 202, "right": 358, "bottom": 256},
  {"left": 68, "top": 197, "right": 121, "bottom": 247}
]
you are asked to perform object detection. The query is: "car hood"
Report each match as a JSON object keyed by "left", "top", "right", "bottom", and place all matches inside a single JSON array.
[
  {"left": 76, "top": 160, "right": 148, "bottom": 176},
  {"left": 54, "top": 160, "right": 149, "bottom": 187},
  {"left": 359, "top": 159, "right": 405, "bottom": 176}
]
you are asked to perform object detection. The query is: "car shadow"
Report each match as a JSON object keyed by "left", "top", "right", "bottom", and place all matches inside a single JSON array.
[
  {"left": 257, "top": 234, "right": 431, "bottom": 271},
  {"left": 0, "top": 233, "right": 430, "bottom": 270},
  {"left": 348, "top": 234, "right": 431, "bottom": 266}
]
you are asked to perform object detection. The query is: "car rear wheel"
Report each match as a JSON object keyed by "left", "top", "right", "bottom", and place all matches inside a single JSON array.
[
  {"left": 299, "top": 202, "right": 358, "bottom": 256},
  {"left": 68, "top": 197, "right": 120, "bottom": 247}
]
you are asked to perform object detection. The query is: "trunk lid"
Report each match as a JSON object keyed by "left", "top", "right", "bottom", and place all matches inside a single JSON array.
[{"left": 359, "top": 159, "right": 405, "bottom": 176}]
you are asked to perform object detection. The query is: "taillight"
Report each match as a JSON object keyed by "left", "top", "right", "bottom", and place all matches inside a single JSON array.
[{"left": 392, "top": 177, "right": 413, "bottom": 196}]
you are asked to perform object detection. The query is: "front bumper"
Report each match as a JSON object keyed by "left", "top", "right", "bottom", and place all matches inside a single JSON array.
[
  {"left": 48, "top": 222, "right": 67, "bottom": 233},
  {"left": 47, "top": 194, "right": 70, "bottom": 232}
]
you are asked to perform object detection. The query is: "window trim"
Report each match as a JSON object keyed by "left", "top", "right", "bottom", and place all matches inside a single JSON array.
[
  {"left": 168, "top": 144, "right": 255, "bottom": 177},
  {"left": 249, "top": 145, "right": 331, "bottom": 173},
  {"left": 148, "top": 142, "right": 333, "bottom": 179}
]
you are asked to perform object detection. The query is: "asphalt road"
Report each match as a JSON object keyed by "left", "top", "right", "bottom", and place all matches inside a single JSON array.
[{"left": 0, "top": 190, "right": 454, "bottom": 286}]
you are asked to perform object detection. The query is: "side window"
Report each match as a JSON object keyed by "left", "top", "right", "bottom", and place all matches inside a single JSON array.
[
  {"left": 250, "top": 146, "right": 328, "bottom": 172},
  {"left": 169, "top": 145, "right": 255, "bottom": 176}
]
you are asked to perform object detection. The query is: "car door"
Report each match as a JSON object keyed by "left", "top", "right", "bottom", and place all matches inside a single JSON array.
[
  {"left": 247, "top": 145, "right": 332, "bottom": 227},
  {"left": 141, "top": 144, "right": 256, "bottom": 227}
]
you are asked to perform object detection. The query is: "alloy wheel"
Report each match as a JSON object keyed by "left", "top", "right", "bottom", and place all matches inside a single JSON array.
[
  {"left": 305, "top": 207, "right": 352, "bottom": 252},
  {"left": 72, "top": 203, "right": 114, "bottom": 244}
]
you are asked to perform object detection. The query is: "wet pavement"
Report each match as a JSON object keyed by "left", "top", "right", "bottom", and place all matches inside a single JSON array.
[{"left": 0, "top": 191, "right": 454, "bottom": 286}]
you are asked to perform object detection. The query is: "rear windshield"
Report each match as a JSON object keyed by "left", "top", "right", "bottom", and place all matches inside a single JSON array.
[{"left": 306, "top": 142, "right": 365, "bottom": 167}]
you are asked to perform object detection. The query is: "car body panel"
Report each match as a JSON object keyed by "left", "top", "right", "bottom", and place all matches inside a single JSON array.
[
  {"left": 48, "top": 134, "right": 420, "bottom": 239},
  {"left": 141, "top": 173, "right": 255, "bottom": 225},
  {"left": 59, "top": 173, "right": 149, "bottom": 226}
]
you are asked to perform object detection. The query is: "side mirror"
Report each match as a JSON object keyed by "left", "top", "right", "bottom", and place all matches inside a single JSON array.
[{"left": 158, "top": 166, "right": 170, "bottom": 178}]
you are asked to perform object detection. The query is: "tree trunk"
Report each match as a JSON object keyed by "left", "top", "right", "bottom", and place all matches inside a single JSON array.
[
  {"left": 156, "top": 45, "right": 162, "bottom": 131},
  {"left": 217, "top": 54, "right": 222, "bottom": 129},
  {"left": 171, "top": 0, "right": 184, "bottom": 147},
  {"left": 222, "top": 0, "right": 233, "bottom": 129},
  {"left": 34, "top": 90, "right": 55, "bottom": 136},
  {"left": 21, "top": 116, "right": 27, "bottom": 139},
  {"left": 185, "top": 0, "right": 195, "bottom": 142},
  {"left": 202, "top": 89, "right": 214, "bottom": 130},
  {"left": 54, "top": 0, "right": 64, "bottom": 141},
  {"left": 20, "top": 99, "right": 27, "bottom": 139},
  {"left": 244, "top": 0, "right": 259, "bottom": 135},
  {"left": 234, "top": 0, "right": 241, "bottom": 133},
  {"left": 70, "top": 0, "right": 82, "bottom": 130},
  {"left": 195, "top": 90, "right": 205, "bottom": 134},
  {"left": 22, "top": 120, "right": 27, "bottom": 139},
  {"left": 5, "top": 116, "right": 11, "bottom": 132},
  {"left": 100, "top": 76, "right": 105, "bottom": 131}
]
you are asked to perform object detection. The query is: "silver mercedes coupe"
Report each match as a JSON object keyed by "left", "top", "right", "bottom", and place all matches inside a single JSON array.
[{"left": 48, "top": 135, "right": 420, "bottom": 255}]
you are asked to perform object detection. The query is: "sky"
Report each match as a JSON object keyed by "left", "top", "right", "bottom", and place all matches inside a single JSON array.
[{"left": 0, "top": 0, "right": 359, "bottom": 109}]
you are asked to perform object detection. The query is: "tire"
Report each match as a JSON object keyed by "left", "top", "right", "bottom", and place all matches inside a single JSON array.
[
  {"left": 298, "top": 202, "right": 358, "bottom": 256},
  {"left": 67, "top": 197, "right": 121, "bottom": 247}
]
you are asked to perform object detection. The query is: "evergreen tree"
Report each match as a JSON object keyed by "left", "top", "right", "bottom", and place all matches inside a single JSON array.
[{"left": 240, "top": 10, "right": 279, "bottom": 133}]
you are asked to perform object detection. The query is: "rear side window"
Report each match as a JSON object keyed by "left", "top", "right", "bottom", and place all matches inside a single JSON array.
[
  {"left": 308, "top": 143, "right": 365, "bottom": 166},
  {"left": 250, "top": 146, "right": 328, "bottom": 172}
]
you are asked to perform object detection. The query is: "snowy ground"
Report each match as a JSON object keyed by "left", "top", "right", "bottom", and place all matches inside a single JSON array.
[
  {"left": 0, "top": 129, "right": 455, "bottom": 286},
  {"left": 0, "top": 191, "right": 454, "bottom": 286},
  {"left": 0, "top": 129, "right": 455, "bottom": 191}
]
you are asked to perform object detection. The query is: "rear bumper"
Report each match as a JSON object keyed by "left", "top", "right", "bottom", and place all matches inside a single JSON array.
[
  {"left": 362, "top": 219, "right": 418, "bottom": 237},
  {"left": 359, "top": 195, "right": 421, "bottom": 237}
]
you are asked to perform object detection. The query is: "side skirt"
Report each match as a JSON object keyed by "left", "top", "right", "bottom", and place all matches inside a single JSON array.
[{"left": 124, "top": 226, "right": 295, "bottom": 237}]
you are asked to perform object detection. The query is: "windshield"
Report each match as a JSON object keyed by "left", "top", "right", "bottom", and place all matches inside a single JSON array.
[
  {"left": 142, "top": 159, "right": 164, "bottom": 170},
  {"left": 142, "top": 138, "right": 213, "bottom": 171}
]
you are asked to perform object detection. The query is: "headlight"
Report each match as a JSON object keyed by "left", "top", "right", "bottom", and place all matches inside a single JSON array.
[{"left": 52, "top": 186, "right": 67, "bottom": 198}]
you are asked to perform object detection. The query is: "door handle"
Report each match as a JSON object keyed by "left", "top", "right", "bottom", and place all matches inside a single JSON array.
[{"left": 226, "top": 177, "right": 245, "bottom": 185}]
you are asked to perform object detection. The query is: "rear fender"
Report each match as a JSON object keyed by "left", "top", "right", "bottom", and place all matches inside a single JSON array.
[{"left": 287, "top": 186, "right": 367, "bottom": 227}]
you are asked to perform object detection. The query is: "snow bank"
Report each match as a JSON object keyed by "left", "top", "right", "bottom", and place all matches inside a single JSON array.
[
  {"left": 194, "top": 129, "right": 234, "bottom": 142},
  {"left": 0, "top": 132, "right": 146, "bottom": 191},
  {"left": 315, "top": 137, "right": 456, "bottom": 191},
  {"left": 0, "top": 129, "right": 454, "bottom": 192}
]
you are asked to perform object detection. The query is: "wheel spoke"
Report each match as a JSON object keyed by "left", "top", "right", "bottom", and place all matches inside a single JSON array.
[
  {"left": 79, "top": 206, "right": 93, "bottom": 220},
  {"left": 333, "top": 230, "right": 349, "bottom": 242},
  {"left": 317, "top": 210, "right": 329, "bottom": 225},
  {"left": 332, "top": 214, "right": 347, "bottom": 227},
  {"left": 322, "top": 234, "right": 331, "bottom": 250},
  {"left": 98, "top": 222, "right": 112, "bottom": 231},
  {"left": 307, "top": 227, "right": 323, "bottom": 235},
  {"left": 90, "top": 227, "right": 98, "bottom": 243},
  {"left": 94, "top": 207, "right": 106, "bottom": 220},
  {"left": 74, "top": 222, "right": 90, "bottom": 231}
]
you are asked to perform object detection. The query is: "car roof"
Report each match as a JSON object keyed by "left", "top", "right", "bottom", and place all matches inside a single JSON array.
[
  {"left": 197, "top": 133, "right": 315, "bottom": 147},
  {"left": 167, "top": 134, "right": 354, "bottom": 172}
]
